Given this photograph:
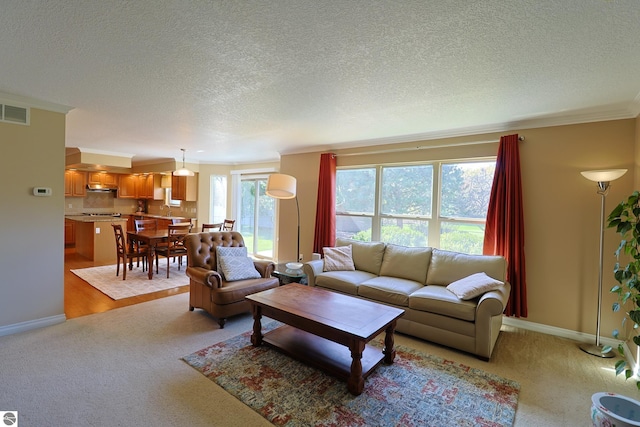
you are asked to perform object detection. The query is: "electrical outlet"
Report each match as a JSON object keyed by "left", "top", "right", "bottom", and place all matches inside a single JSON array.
[
  {"left": 68, "top": 203, "right": 72, "bottom": 209},
  {"left": 96, "top": 227, "right": 101, "bottom": 234},
  {"left": 299, "top": 253, "right": 303, "bottom": 261}
]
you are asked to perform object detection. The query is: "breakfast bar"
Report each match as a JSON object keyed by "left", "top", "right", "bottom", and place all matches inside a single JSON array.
[{"left": 66, "top": 215, "right": 128, "bottom": 264}]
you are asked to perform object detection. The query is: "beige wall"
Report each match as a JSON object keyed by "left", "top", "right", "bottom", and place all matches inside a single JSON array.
[
  {"left": 278, "top": 119, "right": 637, "bottom": 337},
  {"left": 0, "top": 108, "right": 66, "bottom": 329}
]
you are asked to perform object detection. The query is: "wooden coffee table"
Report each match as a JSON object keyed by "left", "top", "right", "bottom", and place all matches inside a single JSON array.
[{"left": 246, "top": 283, "right": 405, "bottom": 395}]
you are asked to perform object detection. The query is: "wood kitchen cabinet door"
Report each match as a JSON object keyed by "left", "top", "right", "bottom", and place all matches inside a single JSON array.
[
  {"left": 88, "top": 171, "right": 117, "bottom": 186},
  {"left": 118, "top": 174, "right": 138, "bottom": 198},
  {"left": 64, "top": 219, "right": 76, "bottom": 246},
  {"left": 171, "top": 174, "right": 197, "bottom": 201},
  {"left": 64, "top": 170, "right": 87, "bottom": 197}
]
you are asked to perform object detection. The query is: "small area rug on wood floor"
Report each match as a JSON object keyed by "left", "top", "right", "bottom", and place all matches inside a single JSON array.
[
  {"left": 71, "top": 262, "right": 188, "bottom": 300},
  {"left": 183, "top": 326, "right": 520, "bottom": 427}
]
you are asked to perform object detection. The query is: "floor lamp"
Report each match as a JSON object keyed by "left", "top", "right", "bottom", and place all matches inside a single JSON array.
[
  {"left": 579, "top": 168, "right": 627, "bottom": 358},
  {"left": 266, "top": 173, "right": 300, "bottom": 263}
]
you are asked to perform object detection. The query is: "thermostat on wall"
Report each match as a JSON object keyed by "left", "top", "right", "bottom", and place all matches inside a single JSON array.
[{"left": 33, "top": 187, "right": 52, "bottom": 196}]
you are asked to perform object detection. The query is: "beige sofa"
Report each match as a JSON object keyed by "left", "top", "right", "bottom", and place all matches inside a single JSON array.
[{"left": 303, "top": 238, "right": 511, "bottom": 360}]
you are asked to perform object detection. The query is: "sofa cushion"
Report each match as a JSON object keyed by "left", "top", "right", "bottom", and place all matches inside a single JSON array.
[
  {"left": 316, "top": 270, "right": 377, "bottom": 295},
  {"left": 446, "top": 272, "right": 504, "bottom": 300},
  {"left": 409, "top": 285, "right": 477, "bottom": 322},
  {"left": 359, "top": 276, "right": 423, "bottom": 307},
  {"left": 379, "top": 244, "right": 432, "bottom": 284},
  {"left": 426, "top": 249, "right": 506, "bottom": 285},
  {"left": 211, "top": 278, "right": 279, "bottom": 305},
  {"left": 336, "top": 238, "right": 385, "bottom": 275},
  {"left": 323, "top": 245, "right": 355, "bottom": 271}
]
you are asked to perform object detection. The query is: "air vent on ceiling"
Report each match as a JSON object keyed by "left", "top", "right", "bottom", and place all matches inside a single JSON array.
[{"left": 0, "top": 104, "right": 29, "bottom": 125}]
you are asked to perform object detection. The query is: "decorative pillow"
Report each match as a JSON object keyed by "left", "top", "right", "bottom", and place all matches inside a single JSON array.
[
  {"left": 323, "top": 245, "right": 356, "bottom": 272},
  {"left": 446, "top": 272, "right": 504, "bottom": 300},
  {"left": 216, "top": 246, "right": 248, "bottom": 280},
  {"left": 218, "top": 253, "right": 261, "bottom": 281}
]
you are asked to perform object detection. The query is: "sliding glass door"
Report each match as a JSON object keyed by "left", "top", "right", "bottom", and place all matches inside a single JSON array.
[{"left": 240, "top": 177, "right": 275, "bottom": 259}]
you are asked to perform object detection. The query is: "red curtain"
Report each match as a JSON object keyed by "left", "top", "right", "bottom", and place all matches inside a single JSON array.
[
  {"left": 313, "top": 153, "right": 336, "bottom": 254},
  {"left": 483, "top": 134, "right": 527, "bottom": 317}
]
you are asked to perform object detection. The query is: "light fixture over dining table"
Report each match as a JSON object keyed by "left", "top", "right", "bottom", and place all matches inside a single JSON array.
[{"left": 173, "top": 148, "right": 194, "bottom": 176}]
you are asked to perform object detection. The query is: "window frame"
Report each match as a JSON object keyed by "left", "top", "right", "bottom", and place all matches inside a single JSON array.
[{"left": 336, "top": 157, "right": 496, "bottom": 252}]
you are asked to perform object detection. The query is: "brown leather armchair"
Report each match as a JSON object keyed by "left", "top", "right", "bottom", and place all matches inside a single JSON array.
[{"left": 185, "top": 231, "right": 279, "bottom": 328}]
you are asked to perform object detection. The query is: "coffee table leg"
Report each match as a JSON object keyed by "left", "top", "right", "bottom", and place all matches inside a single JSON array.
[
  {"left": 383, "top": 320, "right": 397, "bottom": 364},
  {"left": 347, "top": 340, "right": 365, "bottom": 395},
  {"left": 250, "top": 305, "right": 263, "bottom": 347}
]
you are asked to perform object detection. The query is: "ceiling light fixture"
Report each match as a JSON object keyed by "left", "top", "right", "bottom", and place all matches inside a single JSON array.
[{"left": 173, "top": 148, "right": 194, "bottom": 177}]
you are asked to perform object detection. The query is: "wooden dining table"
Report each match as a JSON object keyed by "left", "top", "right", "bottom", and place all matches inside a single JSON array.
[{"left": 126, "top": 229, "right": 168, "bottom": 280}]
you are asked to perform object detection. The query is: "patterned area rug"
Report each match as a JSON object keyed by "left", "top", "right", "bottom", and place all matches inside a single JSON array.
[
  {"left": 71, "top": 262, "right": 188, "bottom": 300},
  {"left": 183, "top": 326, "right": 520, "bottom": 427}
]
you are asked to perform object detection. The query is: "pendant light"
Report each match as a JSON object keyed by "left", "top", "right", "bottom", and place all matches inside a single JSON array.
[{"left": 173, "top": 148, "right": 194, "bottom": 176}]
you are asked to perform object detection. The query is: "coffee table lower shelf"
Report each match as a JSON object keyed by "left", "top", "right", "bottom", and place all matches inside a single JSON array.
[{"left": 262, "top": 324, "right": 385, "bottom": 382}]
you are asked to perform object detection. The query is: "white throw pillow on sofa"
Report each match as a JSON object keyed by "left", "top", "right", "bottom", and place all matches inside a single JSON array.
[
  {"left": 323, "top": 245, "right": 356, "bottom": 272},
  {"left": 446, "top": 272, "right": 504, "bottom": 300}
]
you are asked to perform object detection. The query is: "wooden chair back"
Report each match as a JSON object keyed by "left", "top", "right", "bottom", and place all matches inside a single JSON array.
[
  {"left": 221, "top": 219, "right": 235, "bottom": 231},
  {"left": 201, "top": 223, "right": 222, "bottom": 232},
  {"left": 134, "top": 218, "right": 157, "bottom": 232}
]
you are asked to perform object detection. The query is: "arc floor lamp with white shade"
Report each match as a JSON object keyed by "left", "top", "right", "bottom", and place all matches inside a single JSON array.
[
  {"left": 580, "top": 168, "right": 627, "bottom": 358},
  {"left": 266, "top": 173, "right": 300, "bottom": 263}
]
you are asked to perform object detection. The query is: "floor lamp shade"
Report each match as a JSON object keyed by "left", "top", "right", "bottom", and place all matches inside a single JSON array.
[
  {"left": 266, "top": 174, "right": 297, "bottom": 199},
  {"left": 579, "top": 168, "right": 627, "bottom": 358},
  {"left": 266, "top": 173, "right": 300, "bottom": 262}
]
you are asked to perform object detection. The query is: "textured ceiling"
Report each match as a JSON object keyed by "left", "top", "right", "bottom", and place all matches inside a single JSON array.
[{"left": 1, "top": 1, "right": 639, "bottom": 165}]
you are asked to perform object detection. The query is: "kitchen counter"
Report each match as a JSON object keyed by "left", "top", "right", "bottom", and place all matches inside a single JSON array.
[
  {"left": 71, "top": 218, "right": 128, "bottom": 263},
  {"left": 65, "top": 215, "right": 125, "bottom": 223},
  {"left": 124, "top": 213, "right": 193, "bottom": 221}
]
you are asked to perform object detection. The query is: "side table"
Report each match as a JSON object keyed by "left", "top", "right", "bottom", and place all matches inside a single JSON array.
[{"left": 272, "top": 263, "right": 307, "bottom": 285}]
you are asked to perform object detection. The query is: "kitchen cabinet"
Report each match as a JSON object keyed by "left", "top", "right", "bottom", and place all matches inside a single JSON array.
[
  {"left": 88, "top": 172, "right": 117, "bottom": 186},
  {"left": 171, "top": 174, "right": 197, "bottom": 201},
  {"left": 64, "top": 218, "right": 76, "bottom": 246},
  {"left": 64, "top": 170, "right": 87, "bottom": 197},
  {"left": 118, "top": 174, "right": 138, "bottom": 198},
  {"left": 117, "top": 174, "right": 164, "bottom": 200}
]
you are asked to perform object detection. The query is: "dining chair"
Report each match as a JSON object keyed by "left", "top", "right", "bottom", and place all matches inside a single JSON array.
[
  {"left": 134, "top": 219, "right": 158, "bottom": 232},
  {"left": 133, "top": 218, "right": 158, "bottom": 258},
  {"left": 201, "top": 223, "right": 222, "bottom": 232},
  {"left": 221, "top": 219, "right": 235, "bottom": 231},
  {"left": 154, "top": 223, "right": 191, "bottom": 278},
  {"left": 112, "top": 224, "right": 148, "bottom": 280}
]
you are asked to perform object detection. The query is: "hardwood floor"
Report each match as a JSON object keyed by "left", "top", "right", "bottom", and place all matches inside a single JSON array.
[{"left": 64, "top": 246, "right": 189, "bottom": 319}]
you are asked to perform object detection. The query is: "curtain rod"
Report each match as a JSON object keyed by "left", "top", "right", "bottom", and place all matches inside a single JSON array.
[{"left": 338, "top": 135, "right": 525, "bottom": 157}]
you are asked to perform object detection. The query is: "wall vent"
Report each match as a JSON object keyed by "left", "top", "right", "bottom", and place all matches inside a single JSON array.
[{"left": 0, "top": 104, "right": 29, "bottom": 125}]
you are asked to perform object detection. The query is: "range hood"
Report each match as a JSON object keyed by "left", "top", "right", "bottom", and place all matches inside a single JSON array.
[{"left": 86, "top": 184, "right": 118, "bottom": 192}]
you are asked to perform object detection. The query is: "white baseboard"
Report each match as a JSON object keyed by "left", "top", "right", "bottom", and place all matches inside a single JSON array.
[
  {"left": 503, "top": 316, "right": 637, "bottom": 375},
  {"left": 0, "top": 314, "right": 66, "bottom": 337}
]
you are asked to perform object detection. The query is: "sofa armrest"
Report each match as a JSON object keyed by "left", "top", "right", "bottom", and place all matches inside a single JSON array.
[
  {"left": 186, "top": 266, "right": 223, "bottom": 289},
  {"left": 253, "top": 260, "right": 275, "bottom": 278},
  {"left": 303, "top": 259, "right": 324, "bottom": 287},
  {"left": 476, "top": 281, "right": 511, "bottom": 317}
]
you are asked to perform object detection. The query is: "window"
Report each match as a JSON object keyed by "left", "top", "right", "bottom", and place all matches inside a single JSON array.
[
  {"left": 209, "top": 175, "right": 227, "bottom": 224},
  {"left": 240, "top": 176, "right": 276, "bottom": 259},
  {"left": 336, "top": 160, "right": 495, "bottom": 254}
]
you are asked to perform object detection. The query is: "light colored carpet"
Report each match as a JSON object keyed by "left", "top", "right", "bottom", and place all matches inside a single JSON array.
[
  {"left": 0, "top": 293, "right": 639, "bottom": 426},
  {"left": 71, "top": 261, "right": 189, "bottom": 299}
]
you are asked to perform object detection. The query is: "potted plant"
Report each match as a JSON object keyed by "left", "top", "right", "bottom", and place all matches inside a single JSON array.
[{"left": 607, "top": 190, "right": 640, "bottom": 390}]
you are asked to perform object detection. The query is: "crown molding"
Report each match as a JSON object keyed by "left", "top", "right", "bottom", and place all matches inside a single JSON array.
[{"left": 0, "top": 91, "right": 73, "bottom": 114}]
